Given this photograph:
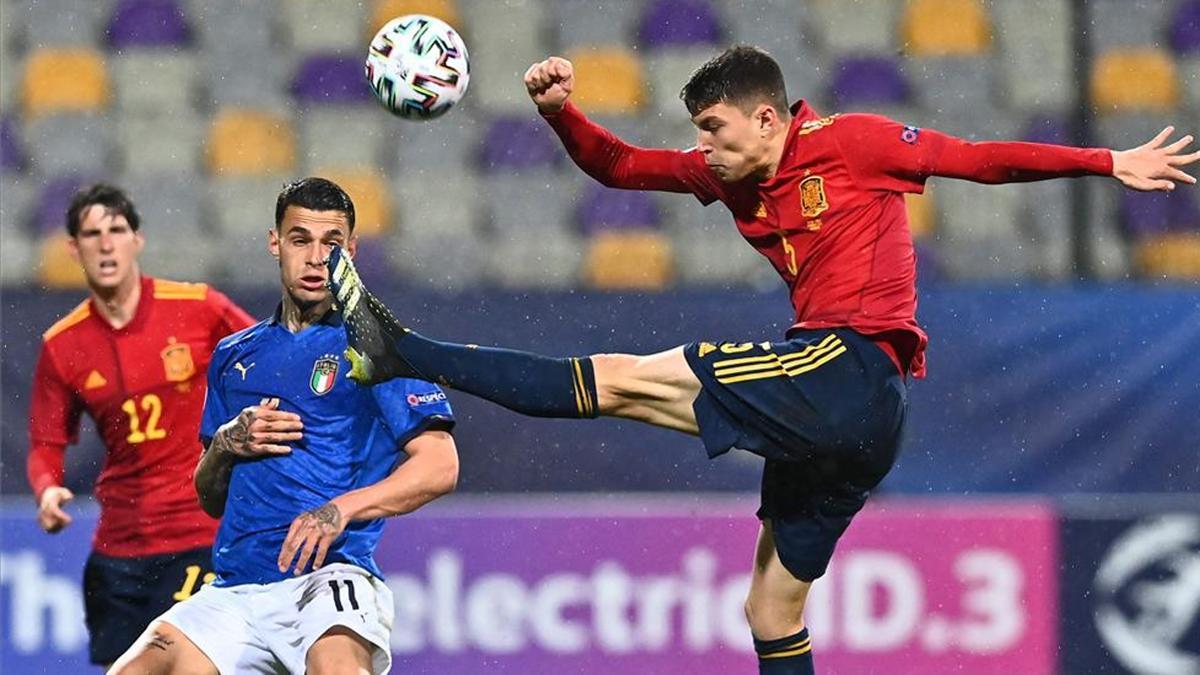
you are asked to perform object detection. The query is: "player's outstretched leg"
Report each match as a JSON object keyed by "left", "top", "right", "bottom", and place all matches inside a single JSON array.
[{"left": 326, "top": 244, "right": 605, "bottom": 419}]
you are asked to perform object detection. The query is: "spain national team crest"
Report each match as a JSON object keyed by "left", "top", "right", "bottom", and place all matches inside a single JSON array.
[
  {"left": 310, "top": 355, "right": 339, "bottom": 395},
  {"left": 799, "top": 175, "right": 829, "bottom": 219},
  {"left": 161, "top": 338, "right": 195, "bottom": 383}
]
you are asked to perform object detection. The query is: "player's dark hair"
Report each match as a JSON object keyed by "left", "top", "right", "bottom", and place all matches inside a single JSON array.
[
  {"left": 680, "top": 45, "right": 790, "bottom": 117},
  {"left": 65, "top": 183, "right": 141, "bottom": 237},
  {"left": 275, "top": 177, "right": 356, "bottom": 233}
]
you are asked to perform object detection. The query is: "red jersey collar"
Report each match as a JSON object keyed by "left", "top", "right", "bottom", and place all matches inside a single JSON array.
[{"left": 89, "top": 275, "right": 154, "bottom": 334}]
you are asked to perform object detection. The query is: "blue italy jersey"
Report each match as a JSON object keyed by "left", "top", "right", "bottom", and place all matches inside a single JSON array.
[{"left": 199, "top": 308, "right": 453, "bottom": 586}]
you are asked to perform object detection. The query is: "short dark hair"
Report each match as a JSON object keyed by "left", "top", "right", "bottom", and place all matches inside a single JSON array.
[
  {"left": 680, "top": 45, "right": 789, "bottom": 117},
  {"left": 274, "top": 177, "right": 356, "bottom": 233},
  {"left": 66, "top": 184, "right": 141, "bottom": 237}
]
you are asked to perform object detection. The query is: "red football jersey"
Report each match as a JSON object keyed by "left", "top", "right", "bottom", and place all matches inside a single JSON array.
[
  {"left": 28, "top": 276, "right": 255, "bottom": 557},
  {"left": 544, "top": 101, "right": 1112, "bottom": 377}
]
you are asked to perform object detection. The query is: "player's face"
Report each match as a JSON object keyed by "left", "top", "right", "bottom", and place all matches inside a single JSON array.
[
  {"left": 691, "top": 101, "right": 777, "bottom": 182},
  {"left": 270, "top": 207, "right": 357, "bottom": 307},
  {"left": 68, "top": 204, "right": 144, "bottom": 292}
]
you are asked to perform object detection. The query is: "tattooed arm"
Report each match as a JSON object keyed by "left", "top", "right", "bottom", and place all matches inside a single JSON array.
[
  {"left": 194, "top": 397, "right": 303, "bottom": 518},
  {"left": 277, "top": 429, "right": 458, "bottom": 575}
]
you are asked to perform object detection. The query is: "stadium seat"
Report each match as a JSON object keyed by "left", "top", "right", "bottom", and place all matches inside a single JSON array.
[
  {"left": 22, "top": 0, "right": 108, "bottom": 48},
  {"left": 901, "top": 0, "right": 991, "bottom": 57},
  {"left": 0, "top": 210, "right": 35, "bottom": 285},
  {"left": 32, "top": 174, "right": 94, "bottom": 236},
  {"left": 638, "top": 0, "right": 723, "bottom": 50},
  {"left": 25, "top": 114, "right": 113, "bottom": 176},
  {"left": 390, "top": 108, "right": 481, "bottom": 173},
  {"left": 483, "top": 174, "right": 579, "bottom": 238},
  {"left": 1087, "top": 0, "right": 1174, "bottom": 53},
  {"left": 934, "top": 180, "right": 1029, "bottom": 279},
  {"left": 107, "top": 0, "right": 191, "bottom": 49},
  {"left": 583, "top": 230, "right": 674, "bottom": 290},
  {"left": 1095, "top": 111, "right": 1176, "bottom": 150},
  {"left": 563, "top": 47, "right": 645, "bottom": 114},
  {"left": 370, "top": 0, "right": 462, "bottom": 38},
  {"left": 112, "top": 51, "right": 197, "bottom": 115},
  {"left": 1121, "top": 189, "right": 1200, "bottom": 238},
  {"left": 1136, "top": 234, "right": 1200, "bottom": 279},
  {"left": 722, "top": 0, "right": 823, "bottom": 103},
  {"left": 809, "top": 0, "right": 899, "bottom": 56},
  {"left": 906, "top": 56, "right": 995, "bottom": 114},
  {"left": 577, "top": 183, "right": 662, "bottom": 234},
  {"left": 315, "top": 168, "right": 393, "bottom": 237},
  {"left": 552, "top": 0, "right": 640, "bottom": 49},
  {"left": 644, "top": 47, "right": 720, "bottom": 115},
  {"left": 664, "top": 198, "right": 766, "bottom": 285},
  {"left": 0, "top": 175, "right": 34, "bottom": 234},
  {"left": 22, "top": 49, "right": 110, "bottom": 118},
  {"left": 1091, "top": 49, "right": 1181, "bottom": 112},
  {"left": 905, "top": 189, "right": 935, "bottom": 239},
  {"left": 37, "top": 235, "right": 89, "bottom": 289},
  {"left": 1181, "top": 57, "right": 1200, "bottom": 112},
  {"left": 1, "top": 116, "right": 26, "bottom": 173},
  {"left": 485, "top": 232, "right": 582, "bottom": 289},
  {"left": 203, "top": 46, "right": 291, "bottom": 111},
  {"left": 208, "top": 176, "right": 286, "bottom": 238},
  {"left": 457, "top": 0, "right": 545, "bottom": 112},
  {"left": 478, "top": 115, "right": 562, "bottom": 173},
  {"left": 1172, "top": 0, "right": 1200, "bottom": 54},
  {"left": 207, "top": 109, "right": 296, "bottom": 176},
  {"left": 829, "top": 56, "right": 908, "bottom": 109},
  {"left": 299, "top": 107, "right": 387, "bottom": 172},
  {"left": 192, "top": 0, "right": 275, "bottom": 53},
  {"left": 993, "top": 0, "right": 1075, "bottom": 112},
  {"left": 393, "top": 172, "right": 481, "bottom": 239},
  {"left": 280, "top": 0, "right": 365, "bottom": 53},
  {"left": 117, "top": 114, "right": 203, "bottom": 176},
  {"left": 1022, "top": 114, "right": 1075, "bottom": 146},
  {"left": 1018, "top": 180, "right": 1073, "bottom": 280},
  {"left": 0, "top": 42, "right": 18, "bottom": 113},
  {"left": 291, "top": 54, "right": 375, "bottom": 106},
  {"left": 390, "top": 222, "right": 488, "bottom": 290}
]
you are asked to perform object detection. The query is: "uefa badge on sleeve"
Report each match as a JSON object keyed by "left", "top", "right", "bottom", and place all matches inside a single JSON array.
[{"left": 310, "top": 355, "right": 340, "bottom": 395}]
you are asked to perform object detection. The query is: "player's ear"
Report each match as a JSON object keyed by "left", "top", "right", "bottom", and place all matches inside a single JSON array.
[
  {"left": 66, "top": 235, "right": 81, "bottom": 264},
  {"left": 346, "top": 234, "right": 359, "bottom": 260},
  {"left": 267, "top": 227, "right": 281, "bottom": 260},
  {"left": 133, "top": 229, "right": 145, "bottom": 255},
  {"left": 756, "top": 104, "right": 777, "bottom": 137}
]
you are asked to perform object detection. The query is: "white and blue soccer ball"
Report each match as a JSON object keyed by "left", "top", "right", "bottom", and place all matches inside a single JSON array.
[{"left": 365, "top": 14, "right": 470, "bottom": 120}]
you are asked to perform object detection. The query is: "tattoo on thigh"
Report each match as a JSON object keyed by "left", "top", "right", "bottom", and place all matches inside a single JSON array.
[{"left": 148, "top": 632, "right": 174, "bottom": 651}]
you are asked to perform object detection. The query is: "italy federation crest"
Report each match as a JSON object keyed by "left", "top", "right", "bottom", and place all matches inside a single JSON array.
[{"left": 310, "top": 355, "right": 340, "bottom": 395}]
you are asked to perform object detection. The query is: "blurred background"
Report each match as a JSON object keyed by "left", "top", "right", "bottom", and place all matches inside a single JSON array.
[{"left": 1, "top": 0, "right": 1199, "bottom": 673}]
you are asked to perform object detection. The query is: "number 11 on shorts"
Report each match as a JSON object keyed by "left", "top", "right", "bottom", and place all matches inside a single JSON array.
[{"left": 329, "top": 579, "right": 360, "bottom": 612}]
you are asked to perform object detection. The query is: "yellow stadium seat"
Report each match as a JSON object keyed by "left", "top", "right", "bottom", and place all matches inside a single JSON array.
[
  {"left": 905, "top": 189, "right": 935, "bottom": 238},
  {"left": 207, "top": 109, "right": 296, "bottom": 176},
  {"left": 901, "top": 0, "right": 991, "bottom": 56},
  {"left": 22, "top": 49, "right": 110, "bottom": 118},
  {"left": 318, "top": 168, "right": 393, "bottom": 237},
  {"left": 565, "top": 47, "right": 645, "bottom": 114},
  {"left": 1136, "top": 233, "right": 1200, "bottom": 279},
  {"left": 583, "top": 230, "right": 674, "bottom": 290},
  {"left": 37, "top": 235, "right": 88, "bottom": 289},
  {"left": 369, "top": 0, "right": 461, "bottom": 37},
  {"left": 1091, "top": 49, "right": 1181, "bottom": 112}
]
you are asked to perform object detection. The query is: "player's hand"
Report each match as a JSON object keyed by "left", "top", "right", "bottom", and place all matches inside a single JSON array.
[
  {"left": 37, "top": 486, "right": 74, "bottom": 534},
  {"left": 524, "top": 56, "right": 574, "bottom": 113},
  {"left": 1112, "top": 126, "right": 1199, "bottom": 191},
  {"left": 278, "top": 500, "right": 347, "bottom": 576},
  {"left": 213, "top": 397, "right": 302, "bottom": 458}
]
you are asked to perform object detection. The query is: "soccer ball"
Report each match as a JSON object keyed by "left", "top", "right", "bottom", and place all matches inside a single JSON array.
[{"left": 365, "top": 14, "right": 470, "bottom": 120}]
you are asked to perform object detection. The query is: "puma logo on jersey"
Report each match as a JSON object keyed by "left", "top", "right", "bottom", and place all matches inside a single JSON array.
[{"left": 233, "top": 362, "right": 255, "bottom": 380}]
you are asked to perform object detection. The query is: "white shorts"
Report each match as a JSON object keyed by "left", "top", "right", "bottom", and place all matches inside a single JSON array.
[{"left": 157, "top": 563, "right": 394, "bottom": 674}]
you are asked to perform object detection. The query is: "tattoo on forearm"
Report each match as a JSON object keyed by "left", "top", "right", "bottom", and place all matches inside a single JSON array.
[
  {"left": 213, "top": 411, "right": 253, "bottom": 457},
  {"left": 148, "top": 632, "right": 174, "bottom": 651}
]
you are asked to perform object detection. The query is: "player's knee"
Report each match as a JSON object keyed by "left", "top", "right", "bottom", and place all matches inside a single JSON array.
[
  {"left": 743, "top": 589, "right": 806, "bottom": 640},
  {"left": 108, "top": 622, "right": 214, "bottom": 675}
]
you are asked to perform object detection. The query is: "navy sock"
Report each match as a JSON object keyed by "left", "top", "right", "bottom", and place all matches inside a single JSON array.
[
  {"left": 397, "top": 331, "right": 599, "bottom": 418},
  {"left": 754, "top": 628, "right": 814, "bottom": 675}
]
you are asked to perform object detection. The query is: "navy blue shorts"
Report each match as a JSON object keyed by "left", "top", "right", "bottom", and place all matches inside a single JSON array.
[
  {"left": 83, "top": 546, "right": 213, "bottom": 664},
  {"left": 684, "top": 328, "right": 907, "bottom": 581}
]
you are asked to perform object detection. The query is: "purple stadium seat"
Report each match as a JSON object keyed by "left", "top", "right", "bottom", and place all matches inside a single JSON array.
[
  {"left": 291, "top": 54, "right": 374, "bottom": 105},
  {"left": 830, "top": 56, "right": 908, "bottom": 109},
  {"left": 1122, "top": 188, "right": 1200, "bottom": 237},
  {"left": 348, "top": 238, "right": 392, "bottom": 285},
  {"left": 638, "top": 0, "right": 722, "bottom": 49},
  {"left": 106, "top": 0, "right": 190, "bottom": 48},
  {"left": 577, "top": 183, "right": 662, "bottom": 234},
  {"left": 1022, "top": 115, "right": 1075, "bottom": 146},
  {"left": 479, "top": 116, "right": 561, "bottom": 172},
  {"left": 0, "top": 117, "right": 25, "bottom": 173},
  {"left": 34, "top": 174, "right": 94, "bottom": 235},
  {"left": 1170, "top": 0, "right": 1200, "bottom": 54}
]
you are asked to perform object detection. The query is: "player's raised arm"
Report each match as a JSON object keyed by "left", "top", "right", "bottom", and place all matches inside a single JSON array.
[
  {"left": 194, "top": 397, "right": 302, "bottom": 518},
  {"left": 277, "top": 429, "right": 458, "bottom": 576},
  {"left": 526, "top": 57, "right": 719, "bottom": 197}
]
